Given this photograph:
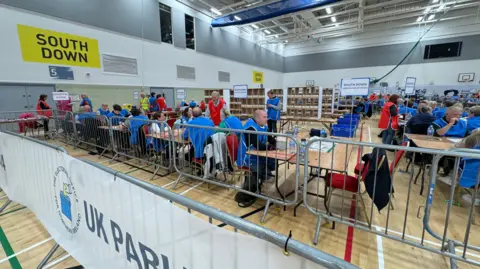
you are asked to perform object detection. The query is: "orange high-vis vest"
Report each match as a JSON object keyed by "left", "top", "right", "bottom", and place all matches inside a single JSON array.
[
  {"left": 378, "top": 102, "right": 398, "bottom": 130},
  {"left": 36, "top": 100, "right": 53, "bottom": 117}
]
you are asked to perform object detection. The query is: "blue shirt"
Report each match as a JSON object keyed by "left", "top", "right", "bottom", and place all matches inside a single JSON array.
[
  {"left": 107, "top": 109, "right": 130, "bottom": 125},
  {"left": 459, "top": 145, "right": 480, "bottom": 188},
  {"left": 237, "top": 118, "right": 268, "bottom": 167},
  {"left": 184, "top": 116, "right": 215, "bottom": 159},
  {"left": 129, "top": 115, "right": 148, "bottom": 145},
  {"left": 80, "top": 97, "right": 92, "bottom": 108},
  {"left": 431, "top": 117, "right": 467, "bottom": 138},
  {"left": 149, "top": 97, "right": 157, "bottom": 111},
  {"left": 467, "top": 116, "right": 480, "bottom": 134},
  {"left": 97, "top": 108, "right": 110, "bottom": 116},
  {"left": 266, "top": 96, "right": 281, "bottom": 120},
  {"left": 77, "top": 112, "right": 96, "bottom": 123}
]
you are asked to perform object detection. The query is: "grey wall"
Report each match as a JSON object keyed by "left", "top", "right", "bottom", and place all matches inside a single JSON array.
[
  {"left": 3, "top": 0, "right": 161, "bottom": 42},
  {"left": 3, "top": 0, "right": 282, "bottom": 72},
  {"left": 195, "top": 18, "right": 284, "bottom": 72},
  {"left": 284, "top": 35, "right": 480, "bottom": 73}
]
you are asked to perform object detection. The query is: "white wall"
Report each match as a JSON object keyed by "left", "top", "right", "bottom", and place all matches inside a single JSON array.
[
  {"left": 0, "top": 6, "right": 284, "bottom": 89},
  {"left": 283, "top": 59, "right": 480, "bottom": 88}
]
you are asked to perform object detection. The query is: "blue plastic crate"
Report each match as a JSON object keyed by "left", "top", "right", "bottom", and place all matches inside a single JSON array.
[
  {"left": 343, "top": 114, "right": 361, "bottom": 119},
  {"left": 332, "top": 124, "right": 356, "bottom": 138},
  {"left": 337, "top": 118, "right": 358, "bottom": 127}
]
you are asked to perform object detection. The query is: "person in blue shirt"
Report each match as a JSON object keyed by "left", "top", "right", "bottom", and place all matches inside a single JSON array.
[
  {"left": 266, "top": 90, "right": 282, "bottom": 133},
  {"left": 431, "top": 106, "right": 468, "bottom": 138},
  {"left": 80, "top": 93, "right": 92, "bottom": 108},
  {"left": 76, "top": 105, "right": 96, "bottom": 123},
  {"left": 183, "top": 107, "right": 215, "bottom": 160},
  {"left": 467, "top": 106, "right": 480, "bottom": 135},
  {"left": 107, "top": 104, "right": 130, "bottom": 125},
  {"left": 189, "top": 99, "right": 197, "bottom": 108},
  {"left": 174, "top": 107, "right": 193, "bottom": 126},
  {"left": 125, "top": 108, "right": 148, "bottom": 146},
  {"left": 235, "top": 110, "right": 277, "bottom": 207},
  {"left": 148, "top": 92, "right": 157, "bottom": 112},
  {"left": 455, "top": 133, "right": 480, "bottom": 205},
  {"left": 96, "top": 104, "right": 110, "bottom": 117},
  {"left": 434, "top": 100, "right": 455, "bottom": 119}
]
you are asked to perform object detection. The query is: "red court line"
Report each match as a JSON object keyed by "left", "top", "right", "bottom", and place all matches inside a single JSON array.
[{"left": 344, "top": 194, "right": 357, "bottom": 262}]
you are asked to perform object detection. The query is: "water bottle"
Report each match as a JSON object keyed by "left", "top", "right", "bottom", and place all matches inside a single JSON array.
[
  {"left": 320, "top": 128, "right": 327, "bottom": 138},
  {"left": 288, "top": 138, "right": 296, "bottom": 154},
  {"left": 293, "top": 125, "right": 299, "bottom": 136},
  {"left": 427, "top": 125, "right": 434, "bottom": 137},
  {"left": 299, "top": 139, "right": 307, "bottom": 164}
]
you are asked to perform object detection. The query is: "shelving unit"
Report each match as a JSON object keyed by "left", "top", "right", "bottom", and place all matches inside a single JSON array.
[
  {"left": 229, "top": 88, "right": 265, "bottom": 117},
  {"left": 286, "top": 86, "right": 344, "bottom": 121}
]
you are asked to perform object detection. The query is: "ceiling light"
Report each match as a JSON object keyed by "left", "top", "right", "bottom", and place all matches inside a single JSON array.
[
  {"left": 331, "top": 16, "right": 336, "bottom": 22},
  {"left": 335, "top": 23, "right": 339, "bottom": 27},
  {"left": 264, "top": 29, "right": 271, "bottom": 34},
  {"left": 416, "top": 16, "right": 423, "bottom": 22},
  {"left": 432, "top": 0, "right": 439, "bottom": 3},
  {"left": 428, "top": 14, "right": 435, "bottom": 20},
  {"left": 251, "top": 24, "right": 259, "bottom": 29},
  {"left": 234, "top": 15, "right": 241, "bottom": 21},
  {"left": 284, "top": 40, "right": 288, "bottom": 43},
  {"left": 424, "top": 7, "right": 431, "bottom": 14},
  {"left": 274, "top": 35, "right": 279, "bottom": 38},
  {"left": 438, "top": 4, "right": 446, "bottom": 10},
  {"left": 210, "top": 8, "right": 222, "bottom": 15},
  {"left": 325, "top": 7, "right": 332, "bottom": 14}
]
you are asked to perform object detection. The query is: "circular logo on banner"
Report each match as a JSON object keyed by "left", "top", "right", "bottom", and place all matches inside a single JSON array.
[{"left": 53, "top": 166, "right": 81, "bottom": 234}]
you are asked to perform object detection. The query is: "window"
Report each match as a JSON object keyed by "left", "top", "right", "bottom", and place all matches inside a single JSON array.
[
  {"left": 185, "top": 14, "right": 195, "bottom": 50},
  {"left": 159, "top": 3, "right": 172, "bottom": 44}
]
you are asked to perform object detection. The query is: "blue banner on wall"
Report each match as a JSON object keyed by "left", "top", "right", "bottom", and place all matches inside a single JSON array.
[
  {"left": 49, "top": 66, "right": 74, "bottom": 80},
  {"left": 211, "top": 0, "right": 338, "bottom": 27}
]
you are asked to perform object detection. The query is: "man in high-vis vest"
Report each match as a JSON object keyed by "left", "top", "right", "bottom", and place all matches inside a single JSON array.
[
  {"left": 140, "top": 93, "right": 149, "bottom": 112},
  {"left": 205, "top": 91, "right": 227, "bottom": 126}
]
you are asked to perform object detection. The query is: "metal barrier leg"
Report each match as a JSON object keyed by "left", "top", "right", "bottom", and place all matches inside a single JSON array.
[
  {"left": 448, "top": 240, "right": 458, "bottom": 269},
  {"left": 260, "top": 199, "right": 271, "bottom": 224},
  {"left": 0, "top": 199, "right": 12, "bottom": 213},
  {"left": 37, "top": 243, "right": 59, "bottom": 269},
  {"left": 173, "top": 174, "right": 183, "bottom": 189},
  {"left": 313, "top": 215, "right": 323, "bottom": 245}
]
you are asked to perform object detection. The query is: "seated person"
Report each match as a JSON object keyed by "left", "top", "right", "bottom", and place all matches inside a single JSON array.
[
  {"left": 107, "top": 104, "right": 130, "bottom": 125},
  {"left": 406, "top": 106, "right": 436, "bottom": 135},
  {"left": 147, "top": 112, "right": 169, "bottom": 153},
  {"left": 434, "top": 100, "right": 455, "bottom": 118},
  {"left": 189, "top": 99, "right": 197, "bottom": 108},
  {"left": 96, "top": 104, "right": 110, "bottom": 116},
  {"left": 431, "top": 106, "right": 467, "bottom": 138},
  {"left": 183, "top": 107, "right": 215, "bottom": 161},
  {"left": 174, "top": 107, "right": 193, "bottom": 126},
  {"left": 467, "top": 106, "right": 480, "bottom": 135},
  {"left": 235, "top": 110, "right": 276, "bottom": 207},
  {"left": 455, "top": 132, "right": 480, "bottom": 190},
  {"left": 125, "top": 108, "right": 148, "bottom": 146},
  {"left": 75, "top": 105, "right": 96, "bottom": 123},
  {"left": 218, "top": 109, "right": 243, "bottom": 135},
  {"left": 353, "top": 97, "right": 365, "bottom": 114}
]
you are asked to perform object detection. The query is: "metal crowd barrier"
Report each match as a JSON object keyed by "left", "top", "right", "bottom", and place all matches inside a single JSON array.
[
  {"left": 301, "top": 137, "right": 480, "bottom": 268},
  {"left": 0, "top": 109, "right": 58, "bottom": 139},
  {"left": 172, "top": 123, "right": 300, "bottom": 223}
]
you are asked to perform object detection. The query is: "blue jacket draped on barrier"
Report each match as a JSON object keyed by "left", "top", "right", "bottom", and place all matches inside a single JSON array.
[{"left": 184, "top": 117, "right": 215, "bottom": 159}]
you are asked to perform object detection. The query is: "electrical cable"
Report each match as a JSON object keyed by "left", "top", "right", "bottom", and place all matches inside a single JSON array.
[{"left": 372, "top": 0, "right": 461, "bottom": 85}]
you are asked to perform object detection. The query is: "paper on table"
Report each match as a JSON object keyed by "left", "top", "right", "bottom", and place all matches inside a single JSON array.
[
  {"left": 447, "top": 138, "right": 462, "bottom": 143},
  {"left": 309, "top": 141, "right": 335, "bottom": 152}
]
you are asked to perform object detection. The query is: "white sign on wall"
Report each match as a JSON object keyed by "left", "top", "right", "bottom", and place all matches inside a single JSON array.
[
  {"left": 340, "top": 78, "right": 370, "bottom": 96},
  {"left": 404, "top": 77, "right": 416, "bottom": 95},
  {"left": 52, "top": 92, "right": 70, "bottom": 101},
  {"left": 233, "top": 84, "right": 248, "bottom": 98},
  {"left": 176, "top": 89, "right": 186, "bottom": 99}
]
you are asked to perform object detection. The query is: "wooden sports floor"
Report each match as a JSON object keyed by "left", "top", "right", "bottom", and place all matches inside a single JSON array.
[{"left": 1, "top": 118, "right": 479, "bottom": 269}]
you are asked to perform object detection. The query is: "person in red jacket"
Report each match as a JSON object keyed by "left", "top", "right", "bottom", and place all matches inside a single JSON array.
[
  {"left": 36, "top": 94, "right": 53, "bottom": 135},
  {"left": 205, "top": 91, "right": 227, "bottom": 126},
  {"left": 200, "top": 100, "right": 206, "bottom": 111},
  {"left": 156, "top": 94, "right": 167, "bottom": 111},
  {"left": 378, "top": 94, "right": 400, "bottom": 144}
]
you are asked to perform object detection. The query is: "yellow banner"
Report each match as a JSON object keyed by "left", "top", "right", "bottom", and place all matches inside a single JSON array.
[
  {"left": 17, "top": 24, "right": 101, "bottom": 68},
  {"left": 253, "top": 71, "right": 264, "bottom": 84}
]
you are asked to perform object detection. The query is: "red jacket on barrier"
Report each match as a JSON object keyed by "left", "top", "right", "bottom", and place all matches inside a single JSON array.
[{"left": 378, "top": 101, "right": 398, "bottom": 130}]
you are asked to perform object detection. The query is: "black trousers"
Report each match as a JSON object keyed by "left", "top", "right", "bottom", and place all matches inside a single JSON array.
[{"left": 267, "top": 119, "right": 277, "bottom": 133}]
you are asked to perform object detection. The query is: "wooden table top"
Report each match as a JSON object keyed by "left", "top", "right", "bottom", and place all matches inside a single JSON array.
[
  {"left": 147, "top": 129, "right": 188, "bottom": 143},
  {"left": 289, "top": 141, "right": 354, "bottom": 171},
  {"left": 98, "top": 125, "right": 126, "bottom": 131},
  {"left": 246, "top": 150, "right": 296, "bottom": 161},
  {"left": 405, "top": 133, "right": 455, "bottom": 150}
]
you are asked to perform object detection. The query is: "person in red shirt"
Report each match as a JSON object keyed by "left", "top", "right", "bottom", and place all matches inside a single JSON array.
[
  {"left": 55, "top": 90, "right": 72, "bottom": 112},
  {"left": 369, "top": 93, "right": 377, "bottom": 101},
  {"left": 200, "top": 100, "right": 206, "bottom": 111},
  {"left": 156, "top": 94, "right": 167, "bottom": 111},
  {"left": 205, "top": 91, "right": 227, "bottom": 126},
  {"left": 378, "top": 94, "right": 400, "bottom": 144},
  {"left": 36, "top": 94, "right": 53, "bottom": 136}
]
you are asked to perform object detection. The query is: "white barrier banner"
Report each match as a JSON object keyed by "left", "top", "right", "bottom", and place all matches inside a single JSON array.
[{"left": 0, "top": 133, "right": 324, "bottom": 269}]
